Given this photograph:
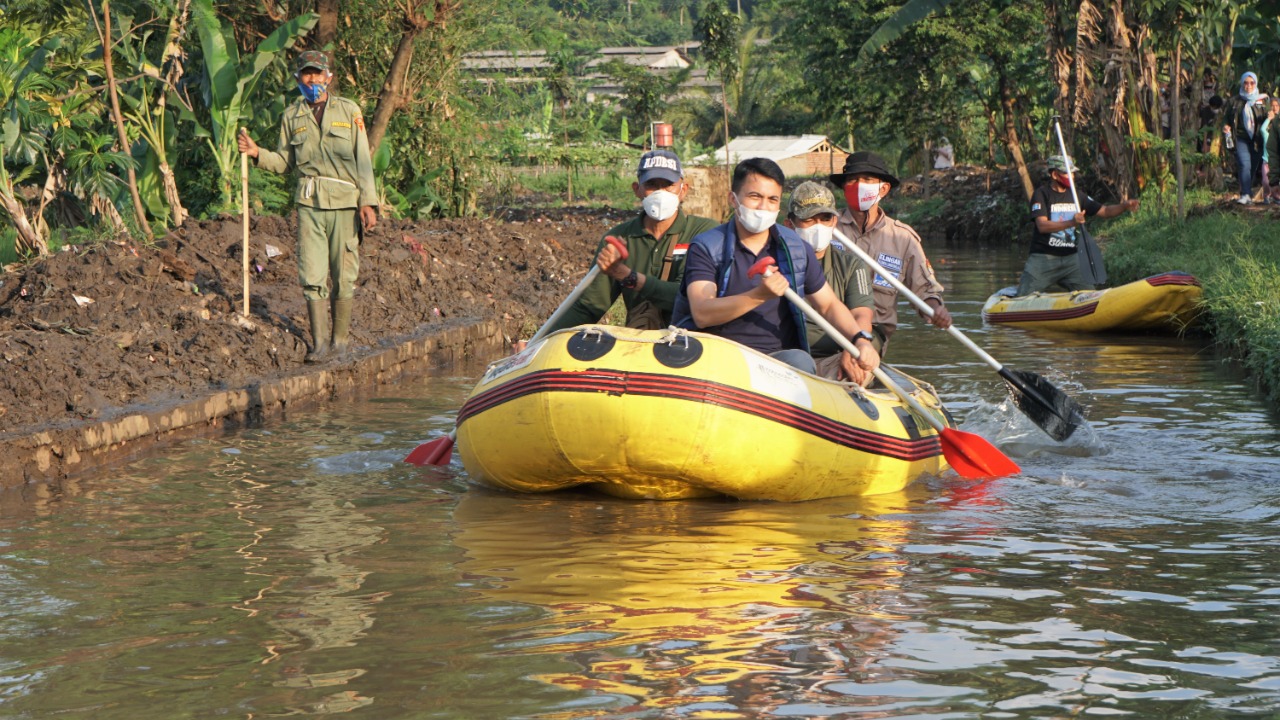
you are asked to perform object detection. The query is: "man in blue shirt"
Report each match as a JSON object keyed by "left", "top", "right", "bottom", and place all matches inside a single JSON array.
[{"left": 673, "top": 158, "right": 879, "bottom": 383}]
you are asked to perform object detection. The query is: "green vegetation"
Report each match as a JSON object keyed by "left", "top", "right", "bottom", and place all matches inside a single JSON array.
[
  {"left": 3, "top": 0, "right": 1268, "bottom": 252},
  {"left": 1104, "top": 194, "right": 1280, "bottom": 403}
]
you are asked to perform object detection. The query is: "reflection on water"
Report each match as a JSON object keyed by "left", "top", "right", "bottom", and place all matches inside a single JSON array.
[
  {"left": 452, "top": 489, "right": 923, "bottom": 717},
  {"left": 0, "top": 246, "right": 1278, "bottom": 718}
]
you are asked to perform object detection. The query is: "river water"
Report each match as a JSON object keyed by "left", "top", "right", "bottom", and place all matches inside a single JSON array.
[{"left": 2, "top": 244, "right": 1279, "bottom": 719}]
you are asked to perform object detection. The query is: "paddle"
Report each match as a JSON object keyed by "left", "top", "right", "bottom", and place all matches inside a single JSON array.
[
  {"left": 404, "top": 236, "right": 630, "bottom": 466},
  {"left": 748, "top": 257, "right": 1019, "bottom": 479},
  {"left": 1052, "top": 115, "right": 1108, "bottom": 286},
  {"left": 831, "top": 228, "right": 1086, "bottom": 442}
]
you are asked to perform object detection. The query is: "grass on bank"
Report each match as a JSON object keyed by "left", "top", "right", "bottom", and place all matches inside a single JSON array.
[
  {"left": 490, "top": 166, "right": 637, "bottom": 209},
  {"left": 1102, "top": 189, "right": 1280, "bottom": 402}
]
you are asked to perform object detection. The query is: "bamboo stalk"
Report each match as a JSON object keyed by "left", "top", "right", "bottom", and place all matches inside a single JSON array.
[{"left": 241, "top": 143, "right": 250, "bottom": 316}]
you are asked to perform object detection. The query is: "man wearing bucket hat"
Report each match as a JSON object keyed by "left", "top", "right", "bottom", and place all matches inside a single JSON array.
[
  {"left": 1018, "top": 153, "right": 1138, "bottom": 296},
  {"left": 238, "top": 50, "right": 378, "bottom": 363},
  {"left": 831, "top": 151, "right": 951, "bottom": 357},
  {"left": 533, "top": 148, "right": 718, "bottom": 339},
  {"left": 784, "top": 181, "right": 878, "bottom": 380}
]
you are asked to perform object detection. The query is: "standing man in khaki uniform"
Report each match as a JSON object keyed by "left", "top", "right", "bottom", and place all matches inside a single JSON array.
[
  {"left": 238, "top": 50, "right": 378, "bottom": 363},
  {"left": 831, "top": 151, "right": 951, "bottom": 358}
]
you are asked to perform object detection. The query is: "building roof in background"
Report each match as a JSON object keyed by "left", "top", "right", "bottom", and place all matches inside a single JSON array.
[
  {"left": 585, "top": 46, "right": 692, "bottom": 70},
  {"left": 460, "top": 50, "right": 550, "bottom": 72},
  {"left": 692, "top": 136, "right": 845, "bottom": 166}
]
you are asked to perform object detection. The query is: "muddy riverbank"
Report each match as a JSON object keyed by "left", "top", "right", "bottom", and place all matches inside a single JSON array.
[{"left": 0, "top": 208, "right": 623, "bottom": 465}]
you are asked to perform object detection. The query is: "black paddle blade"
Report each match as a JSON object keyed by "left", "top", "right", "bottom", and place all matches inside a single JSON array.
[{"left": 998, "top": 367, "right": 1087, "bottom": 442}]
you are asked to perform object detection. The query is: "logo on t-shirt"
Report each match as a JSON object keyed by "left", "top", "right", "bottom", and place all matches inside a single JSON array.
[{"left": 1048, "top": 202, "right": 1079, "bottom": 249}]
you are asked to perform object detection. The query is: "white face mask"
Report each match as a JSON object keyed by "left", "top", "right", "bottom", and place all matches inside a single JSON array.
[
  {"left": 856, "top": 181, "right": 882, "bottom": 212},
  {"left": 640, "top": 189, "right": 680, "bottom": 221},
  {"left": 734, "top": 194, "right": 778, "bottom": 234},
  {"left": 794, "top": 223, "right": 833, "bottom": 253}
]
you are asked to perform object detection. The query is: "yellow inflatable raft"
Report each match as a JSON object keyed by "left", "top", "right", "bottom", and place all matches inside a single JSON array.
[
  {"left": 455, "top": 326, "right": 954, "bottom": 501},
  {"left": 981, "top": 272, "right": 1202, "bottom": 332}
]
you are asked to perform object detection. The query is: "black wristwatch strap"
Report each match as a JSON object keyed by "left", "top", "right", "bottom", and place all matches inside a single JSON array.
[
  {"left": 620, "top": 269, "right": 639, "bottom": 289},
  {"left": 852, "top": 330, "right": 874, "bottom": 343}
]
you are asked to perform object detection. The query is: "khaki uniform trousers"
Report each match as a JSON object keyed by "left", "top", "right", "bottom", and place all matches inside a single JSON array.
[{"left": 298, "top": 205, "right": 360, "bottom": 301}]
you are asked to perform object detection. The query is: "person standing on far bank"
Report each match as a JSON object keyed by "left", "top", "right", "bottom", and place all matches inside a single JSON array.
[
  {"left": 1224, "top": 71, "right": 1269, "bottom": 205},
  {"left": 238, "top": 50, "right": 378, "bottom": 363}
]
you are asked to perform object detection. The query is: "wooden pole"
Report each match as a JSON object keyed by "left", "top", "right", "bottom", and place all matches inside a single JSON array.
[{"left": 241, "top": 139, "right": 250, "bottom": 316}]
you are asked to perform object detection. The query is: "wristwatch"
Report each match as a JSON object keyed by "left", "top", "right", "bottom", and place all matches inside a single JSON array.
[
  {"left": 852, "top": 330, "right": 875, "bottom": 344},
  {"left": 619, "top": 269, "right": 639, "bottom": 289}
]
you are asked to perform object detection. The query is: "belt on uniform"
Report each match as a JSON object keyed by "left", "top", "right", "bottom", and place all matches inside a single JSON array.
[{"left": 301, "top": 175, "right": 356, "bottom": 199}]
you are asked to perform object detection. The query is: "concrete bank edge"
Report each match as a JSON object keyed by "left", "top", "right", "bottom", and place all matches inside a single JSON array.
[{"left": 0, "top": 318, "right": 506, "bottom": 490}]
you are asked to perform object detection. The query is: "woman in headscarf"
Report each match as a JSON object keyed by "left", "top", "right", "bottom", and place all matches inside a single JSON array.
[{"left": 1223, "top": 71, "right": 1269, "bottom": 204}]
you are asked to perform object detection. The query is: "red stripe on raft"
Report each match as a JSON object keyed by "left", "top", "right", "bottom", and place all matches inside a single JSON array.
[
  {"left": 1145, "top": 273, "right": 1200, "bottom": 287},
  {"left": 984, "top": 301, "right": 1100, "bottom": 323},
  {"left": 458, "top": 369, "right": 943, "bottom": 462}
]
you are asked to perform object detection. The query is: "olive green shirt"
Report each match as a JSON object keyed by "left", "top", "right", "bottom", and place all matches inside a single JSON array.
[
  {"left": 806, "top": 244, "right": 875, "bottom": 358},
  {"left": 255, "top": 94, "right": 377, "bottom": 210},
  {"left": 546, "top": 210, "right": 719, "bottom": 333}
]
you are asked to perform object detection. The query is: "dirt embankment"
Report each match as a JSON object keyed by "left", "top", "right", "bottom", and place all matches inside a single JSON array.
[
  {"left": 0, "top": 207, "right": 627, "bottom": 439},
  {"left": 895, "top": 165, "right": 1035, "bottom": 245}
]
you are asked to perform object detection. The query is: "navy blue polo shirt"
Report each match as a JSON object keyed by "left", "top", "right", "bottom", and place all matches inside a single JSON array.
[{"left": 680, "top": 222, "right": 827, "bottom": 354}]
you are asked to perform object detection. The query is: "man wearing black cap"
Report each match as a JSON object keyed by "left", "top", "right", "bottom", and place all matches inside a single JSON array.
[
  {"left": 535, "top": 148, "right": 717, "bottom": 337},
  {"left": 831, "top": 151, "right": 951, "bottom": 356},
  {"left": 238, "top": 50, "right": 378, "bottom": 363}
]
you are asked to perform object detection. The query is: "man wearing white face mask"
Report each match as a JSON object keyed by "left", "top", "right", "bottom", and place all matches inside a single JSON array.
[
  {"left": 784, "top": 181, "right": 877, "bottom": 380},
  {"left": 537, "top": 148, "right": 717, "bottom": 338},
  {"left": 832, "top": 151, "right": 951, "bottom": 357},
  {"left": 672, "top": 158, "right": 878, "bottom": 384}
]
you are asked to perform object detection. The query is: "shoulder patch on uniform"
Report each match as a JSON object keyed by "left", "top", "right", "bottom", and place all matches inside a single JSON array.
[
  {"left": 354, "top": 115, "right": 365, "bottom": 131},
  {"left": 1031, "top": 202, "right": 1042, "bottom": 211},
  {"left": 332, "top": 121, "right": 352, "bottom": 129}
]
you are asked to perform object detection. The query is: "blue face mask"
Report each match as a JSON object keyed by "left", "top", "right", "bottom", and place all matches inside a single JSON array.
[{"left": 297, "top": 82, "right": 326, "bottom": 103}]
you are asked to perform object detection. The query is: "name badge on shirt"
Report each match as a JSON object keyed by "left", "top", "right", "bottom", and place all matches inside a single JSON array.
[{"left": 874, "top": 253, "right": 902, "bottom": 289}]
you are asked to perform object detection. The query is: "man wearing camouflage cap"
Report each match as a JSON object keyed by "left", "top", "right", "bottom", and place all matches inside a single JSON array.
[
  {"left": 1020, "top": 154, "right": 1138, "bottom": 296},
  {"left": 238, "top": 50, "right": 378, "bottom": 363},
  {"left": 784, "top": 181, "right": 878, "bottom": 380}
]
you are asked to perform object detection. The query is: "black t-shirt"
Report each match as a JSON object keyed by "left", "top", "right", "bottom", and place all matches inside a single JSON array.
[{"left": 1028, "top": 184, "right": 1103, "bottom": 256}]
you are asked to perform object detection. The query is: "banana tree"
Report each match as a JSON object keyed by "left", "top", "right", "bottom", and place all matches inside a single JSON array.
[
  {"left": 113, "top": 1, "right": 192, "bottom": 227},
  {"left": 0, "top": 30, "right": 60, "bottom": 256},
  {"left": 189, "top": 0, "right": 317, "bottom": 208}
]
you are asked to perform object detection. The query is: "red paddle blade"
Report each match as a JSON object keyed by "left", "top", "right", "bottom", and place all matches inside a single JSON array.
[
  {"left": 938, "top": 428, "right": 1020, "bottom": 479},
  {"left": 404, "top": 435, "right": 455, "bottom": 466}
]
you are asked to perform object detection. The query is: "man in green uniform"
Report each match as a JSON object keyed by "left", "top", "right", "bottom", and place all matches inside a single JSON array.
[
  {"left": 530, "top": 149, "right": 718, "bottom": 341},
  {"left": 784, "top": 181, "right": 878, "bottom": 380},
  {"left": 237, "top": 50, "right": 378, "bottom": 362}
]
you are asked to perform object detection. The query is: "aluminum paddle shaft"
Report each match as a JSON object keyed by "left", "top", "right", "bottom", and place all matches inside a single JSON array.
[{"left": 831, "top": 228, "right": 1086, "bottom": 441}]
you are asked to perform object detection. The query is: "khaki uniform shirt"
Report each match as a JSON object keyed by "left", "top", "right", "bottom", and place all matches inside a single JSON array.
[
  {"left": 836, "top": 210, "right": 944, "bottom": 334},
  {"left": 546, "top": 210, "right": 719, "bottom": 334},
  {"left": 256, "top": 95, "right": 377, "bottom": 210},
  {"left": 806, "top": 243, "right": 874, "bottom": 357}
]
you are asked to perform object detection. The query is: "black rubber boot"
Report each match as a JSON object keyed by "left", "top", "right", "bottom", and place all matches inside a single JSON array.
[
  {"left": 304, "top": 299, "right": 330, "bottom": 363},
  {"left": 331, "top": 297, "right": 352, "bottom": 359}
]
